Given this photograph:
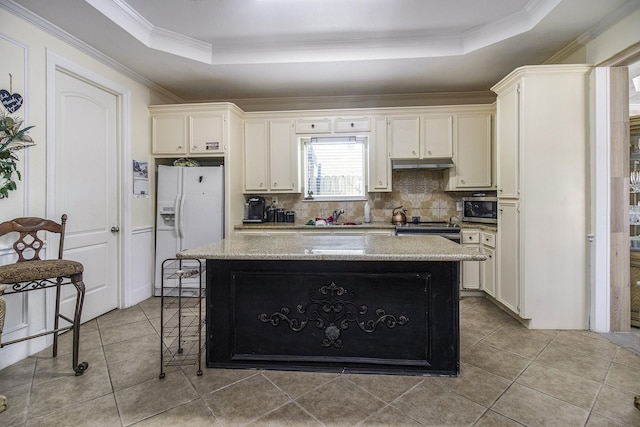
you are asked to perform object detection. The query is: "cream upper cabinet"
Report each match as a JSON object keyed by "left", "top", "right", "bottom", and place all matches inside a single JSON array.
[
  {"left": 445, "top": 111, "right": 493, "bottom": 190},
  {"left": 151, "top": 109, "right": 225, "bottom": 156},
  {"left": 334, "top": 117, "right": 371, "bottom": 133},
  {"left": 422, "top": 114, "right": 453, "bottom": 158},
  {"left": 389, "top": 115, "right": 420, "bottom": 158},
  {"left": 269, "top": 120, "right": 299, "bottom": 192},
  {"left": 244, "top": 120, "right": 299, "bottom": 193},
  {"left": 368, "top": 117, "right": 392, "bottom": 192},
  {"left": 492, "top": 65, "right": 590, "bottom": 329},
  {"left": 295, "top": 118, "right": 332, "bottom": 134},
  {"left": 496, "top": 83, "right": 520, "bottom": 198},
  {"left": 244, "top": 120, "right": 269, "bottom": 191},
  {"left": 389, "top": 114, "right": 453, "bottom": 159}
]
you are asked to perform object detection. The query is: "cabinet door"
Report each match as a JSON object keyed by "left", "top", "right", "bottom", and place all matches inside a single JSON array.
[
  {"left": 368, "top": 117, "right": 391, "bottom": 191},
  {"left": 497, "top": 83, "right": 520, "bottom": 198},
  {"left": 269, "top": 120, "right": 298, "bottom": 192},
  {"left": 243, "top": 120, "right": 269, "bottom": 191},
  {"left": 389, "top": 116, "right": 420, "bottom": 159},
  {"left": 454, "top": 113, "right": 492, "bottom": 188},
  {"left": 422, "top": 114, "right": 453, "bottom": 158},
  {"left": 295, "top": 118, "right": 331, "bottom": 134},
  {"left": 152, "top": 114, "right": 187, "bottom": 155},
  {"left": 497, "top": 201, "right": 519, "bottom": 313},
  {"left": 461, "top": 230, "right": 481, "bottom": 290},
  {"left": 190, "top": 113, "right": 224, "bottom": 154},
  {"left": 481, "top": 246, "right": 496, "bottom": 297},
  {"left": 335, "top": 117, "right": 371, "bottom": 133}
]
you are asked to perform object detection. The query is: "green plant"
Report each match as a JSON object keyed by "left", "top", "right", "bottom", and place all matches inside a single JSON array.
[{"left": 0, "top": 112, "right": 35, "bottom": 199}]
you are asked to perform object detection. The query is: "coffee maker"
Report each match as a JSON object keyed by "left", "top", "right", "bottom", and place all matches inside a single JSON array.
[{"left": 244, "top": 196, "right": 266, "bottom": 223}]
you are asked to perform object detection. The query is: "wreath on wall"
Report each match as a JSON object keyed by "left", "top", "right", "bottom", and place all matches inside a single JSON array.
[{"left": 0, "top": 111, "right": 35, "bottom": 199}]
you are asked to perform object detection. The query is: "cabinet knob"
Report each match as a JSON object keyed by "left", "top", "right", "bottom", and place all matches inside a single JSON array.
[
  {"left": 260, "top": 182, "right": 264, "bottom": 188},
  {"left": 350, "top": 123, "right": 355, "bottom": 127},
  {"left": 460, "top": 179, "right": 466, "bottom": 184},
  {"left": 311, "top": 124, "right": 315, "bottom": 128},
  {"left": 192, "top": 145, "right": 197, "bottom": 149},
  {"left": 379, "top": 180, "right": 383, "bottom": 185},
  {"left": 177, "top": 145, "right": 182, "bottom": 150},
  {"left": 273, "top": 182, "right": 278, "bottom": 187},
  {"left": 412, "top": 150, "right": 416, "bottom": 155},
  {"left": 427, "top": 150, "right": 432, "bottom": 155}
]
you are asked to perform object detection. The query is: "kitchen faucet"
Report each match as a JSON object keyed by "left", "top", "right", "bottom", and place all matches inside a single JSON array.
[{"left": 332, "top": 208, "right": 345, "bottom": 223}]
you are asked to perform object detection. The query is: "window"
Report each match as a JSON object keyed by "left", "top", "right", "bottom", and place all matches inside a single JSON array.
[{"left": 303, "top": 136, "right": 366, "bottom": 200}]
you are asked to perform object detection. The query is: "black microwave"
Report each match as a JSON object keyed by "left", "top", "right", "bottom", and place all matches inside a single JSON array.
[{"left": 462, "top": 197, "right": 498, "bottom": 224}]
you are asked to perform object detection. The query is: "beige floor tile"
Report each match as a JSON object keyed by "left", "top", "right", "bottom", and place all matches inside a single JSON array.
[
  {"left": 345, "top": 373, "right": 423, "bottom": 403},
  {"left": 108, "top": 349, "right": 178, "bottom": 391},
  {"left": 492, "top": 383, "right": 589, "bottom": 426},
  {"left": 481, "top": 326, "right": 550, "bottom": 359},
  {"left": 32, "top": 346, "right": 106, "bottom": 385},
  {"left": 592, "top": 385, "right": 640, "bottom": 426},
  {"left": 100, "top": 318, "right": 157, "bottom": 346},
  {"left": 0, "top": 385, "right": 30, "bottom": 427},
  {"left": 613, "top": 347, "right": 640, "bottom": 369},
  {"left": 553, "top": 331, "right": 620, "bottom": 359},
  {"left": 183, "top": 367, "right": 258, "bottom": 395},
  {"left": 516, "top": 362, "right": 601, "bottom": 409},
  {"left": 473, "top": 410, "right": 524, "bottom": 426},
  {"left": 202, "top": 373, "right": 291, "bottom": 425},
  {"left": 137, "top": 296, "right": 163, "bottom": 320},
  {"left": 0, "top": 357, "right": 36, "bottom": 393},
  {"left": 585, "top": 412, "right": 630, "bottom": 427},
  {"left": 28, "top": 361, "right": 113, "bottom": 418},
  {"left": 263, "top": 370, "right": 339, "bottom": 399},
  {"left": 114, "top": 370, "right": 198, "bottom": 426},
  {"left": 130, "top": 398, "right": 217, "bottom": 427},
  {"left": 434, "top": 363, "right": 512, "bottom": 407},
  {"left": 296, "top": 376, "right": 386, "bottom": 425},
  {"left": 26, "top": 394, "right": 120, "bottom": 427},
  {"left": 247, "top": 402, "right": 322, "bottom": 427},
  {"left": 97, "top": 305, "right": 148, "bottom": 330},
  {"left": 461, "top": 342, "right": 530, "bottom": 380},
  {"left": 391, "top": 378, "right": 486, "bottom": 426},
  {"left": 103, "top": 333, "right": 160, "bottom": 365},
  {"left": 360, "top": 405, "right": 423, "bottom": 426},
  {"left": 536, "top": 343, "right": 612, "bottom": 382},
  {"left": 605, "top": 362, "right": 640, "bottom": 395}
]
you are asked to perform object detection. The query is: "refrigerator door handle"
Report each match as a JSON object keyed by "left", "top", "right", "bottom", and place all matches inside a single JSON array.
[{"left": 178, "top": 194, "right": 186, "bottom": 239}]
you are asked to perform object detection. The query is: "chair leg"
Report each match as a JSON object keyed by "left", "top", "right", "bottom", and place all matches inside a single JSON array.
[
  {"left": 53, "top": 278, "right": 62, "bottom": 358},
  {"left": 70, "top": 275, "right": 89, "bottom": 376}
]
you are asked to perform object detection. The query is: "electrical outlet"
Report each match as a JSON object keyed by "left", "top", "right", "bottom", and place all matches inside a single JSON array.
[
  {"left": 374, "top": 192, "right": 381, "bottom": 201},
  {"left": 272, "top": 196, "right": 278, "bottom": 205}
]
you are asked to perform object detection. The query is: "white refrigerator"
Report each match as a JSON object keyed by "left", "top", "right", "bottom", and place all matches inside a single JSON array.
[{"left": 154, "top": 165, "right": 224, "bottom": 296}]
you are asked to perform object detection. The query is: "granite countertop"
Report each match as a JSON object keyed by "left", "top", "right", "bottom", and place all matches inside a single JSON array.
[{"left": 177, "top": 234, "right": 486, "bottom": 262}]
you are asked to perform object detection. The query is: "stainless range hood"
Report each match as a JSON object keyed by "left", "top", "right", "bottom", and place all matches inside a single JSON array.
[{"left": 391, "top": 158, "right": 454, "bottom": 170}]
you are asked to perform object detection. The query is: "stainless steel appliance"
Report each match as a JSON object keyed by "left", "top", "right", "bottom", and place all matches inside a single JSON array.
[
  {"left": 395, "top": 221, "right": 461, "bottom": 243},
  {"left": 462, "top": 196, "right": 498, "bottom": 224}
]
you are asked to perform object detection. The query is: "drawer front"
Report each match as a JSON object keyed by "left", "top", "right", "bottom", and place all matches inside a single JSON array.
[
  {"left": 461, "top": 230, "right": 480, "bottom": 244},
  {"left": 481, "top": 232, "right": 496, "bottom": 248},
  {"left": 295, "top": 118, "right": 332, "bottom": 134},
  {"left": 334, "top": 117, "right": 371, "bottom": 132}
]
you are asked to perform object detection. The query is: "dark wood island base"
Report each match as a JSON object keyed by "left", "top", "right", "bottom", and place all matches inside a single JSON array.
[{"left": 206, "top": 259, "right": 460, "bottom": 376}]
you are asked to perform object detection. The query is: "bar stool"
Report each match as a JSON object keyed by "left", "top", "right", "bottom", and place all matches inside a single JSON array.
[{"left": 0, "top": 215, "right": 89, "bottom": 375}]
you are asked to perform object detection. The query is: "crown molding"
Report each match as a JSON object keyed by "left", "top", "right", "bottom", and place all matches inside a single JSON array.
[{"left": 0, "top": 0, "right": 183, "bottom": 103}]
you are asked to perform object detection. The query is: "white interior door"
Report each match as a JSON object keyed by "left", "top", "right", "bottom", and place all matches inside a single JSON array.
[{"left": 54, "top": 70, "right": 119, "bottom": 322}]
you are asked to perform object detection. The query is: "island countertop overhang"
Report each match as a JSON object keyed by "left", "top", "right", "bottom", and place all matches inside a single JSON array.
[{"left": 177, "top": 234, "right": 486, "bottom": 262}]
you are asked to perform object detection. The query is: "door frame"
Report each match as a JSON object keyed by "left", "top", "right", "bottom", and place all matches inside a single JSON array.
[
  {"left": 46, "top": 51, "right": 132, "bottom": 311},
  {"left": 592, "top": 43, "right": 640, "bottom": 332}
]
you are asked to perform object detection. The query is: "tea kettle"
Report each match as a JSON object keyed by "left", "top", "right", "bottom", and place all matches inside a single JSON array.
[{"left": 391, "top": 206, "right": 407, "bottom": 225}]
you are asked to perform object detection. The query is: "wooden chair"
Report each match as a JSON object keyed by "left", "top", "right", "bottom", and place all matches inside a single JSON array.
[{"left": 0, "top": 215, "right": 89, "bottom": 375}]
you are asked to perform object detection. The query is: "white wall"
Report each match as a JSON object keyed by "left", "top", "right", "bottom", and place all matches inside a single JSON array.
[{"left": 0, "top": 7, "right": 155, "bottom": 369}]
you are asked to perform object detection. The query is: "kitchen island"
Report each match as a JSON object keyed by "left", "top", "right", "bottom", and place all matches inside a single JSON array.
[{"left": 178, "top": 234, "right": 485, "bottom": 376}]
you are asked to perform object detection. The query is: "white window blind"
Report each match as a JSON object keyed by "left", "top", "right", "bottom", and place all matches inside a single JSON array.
[{"left": 303, "top": 136, "right": 366, "bottom": 200}]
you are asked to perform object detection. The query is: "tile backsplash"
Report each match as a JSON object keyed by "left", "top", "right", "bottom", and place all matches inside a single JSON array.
[{"left": 251, "top": 170, "right": 467, "bottom": 224}]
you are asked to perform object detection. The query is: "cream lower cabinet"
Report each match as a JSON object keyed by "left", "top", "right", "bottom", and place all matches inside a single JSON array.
[
  {"left": 460, "top": 229, "right": 481, "bottom": 290},
  {"left": 480, "top": 231, "right": 496, "bottom": 298},
  {"left": 244, "top": 120, "right": 300, "bottom": 193},
  {"left": 496, "top": 201, "right": 519, "bottom": 313},
  {"left": 151, "top": 106, "right": 226, "bottom": 156}
]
